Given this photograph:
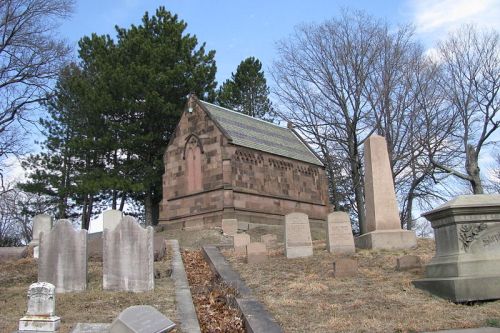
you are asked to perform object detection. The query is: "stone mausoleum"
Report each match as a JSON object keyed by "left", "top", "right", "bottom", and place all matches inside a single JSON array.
[{"left": 158, "top": 95, "right": 330, "bottom": 229}]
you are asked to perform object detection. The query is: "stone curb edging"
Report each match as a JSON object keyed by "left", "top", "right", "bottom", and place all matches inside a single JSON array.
[
  {"left": 167, "top": 239, "right": 202, "bottom": 333},
  {"left": 202, "top": 245, "right": 283, "bottom": 333}
]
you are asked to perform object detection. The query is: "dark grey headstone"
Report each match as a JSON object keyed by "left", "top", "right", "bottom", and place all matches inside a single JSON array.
[{"left": 110, "top": 305, "right": 175, "bottom": 333}]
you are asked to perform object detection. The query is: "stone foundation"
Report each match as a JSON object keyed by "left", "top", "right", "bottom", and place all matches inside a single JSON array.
[{"left": 355, "top": 230, "right": 417, "bottom": 250}]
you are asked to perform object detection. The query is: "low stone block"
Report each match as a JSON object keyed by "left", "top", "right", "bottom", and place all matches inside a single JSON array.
[
  {"left": 184, "top": 219, "right": 204, "bottom": 230},
  {"left": 222, "top": 219, "right": 238, "bottom": 236},
  {"left": 0, "top": 246, "right": 28, "bottom": 262},
  {"left": 154, "top": 236, "right": 167, "bottom": 261},
  {"left": 246, "top": 242, "right": 268, "bottom": 264},
  {"left": 333, "top": 258, "right": 358, "bottom": 278},
  {"left": 396, "top": 255, "right": 421, "bottom": 271},
  {"left": 233, "top": 233, "right": 251, "bottom": 256},
  {"left": 110, "top": 305, "right": 176, "bottom": 333},
  {"left": 261, "top": 234, "right": 277, "bottom": 247},
  {"left": 355, "top": 229, "right": 417, "bottom": 250}
]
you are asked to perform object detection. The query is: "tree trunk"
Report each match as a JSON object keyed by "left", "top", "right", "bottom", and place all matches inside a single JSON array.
[
  {"left": 112, "top": 190, "right": 117, "bottom": 210},
  {"left": 119, "top": 192, "right": 126, "bottom": 211},
  {"left": 348, "top": 137, "right": 365, "bottom": 234},
  {"left": 144, "top": 190, "right": 153, "bottom": 226},
  {"left": 465, "top": 144, "right": 484, "bottom": 194}
]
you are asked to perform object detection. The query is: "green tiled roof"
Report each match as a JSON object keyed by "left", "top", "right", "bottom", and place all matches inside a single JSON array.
[{"left": 199, "top": 101, "right": 323, "bottom": 166}]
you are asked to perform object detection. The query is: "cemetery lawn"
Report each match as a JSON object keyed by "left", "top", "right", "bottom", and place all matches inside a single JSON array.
[
  {"left": 0, "top": 253, "right": 178, "bottom": 333},
  {"left": 225, "top": 238, "right": 500, "bottom": 333}
]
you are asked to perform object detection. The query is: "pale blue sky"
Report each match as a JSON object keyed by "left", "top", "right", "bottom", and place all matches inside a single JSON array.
[{"left": 57, "top": 0, "right": 500, "bottom": 84}]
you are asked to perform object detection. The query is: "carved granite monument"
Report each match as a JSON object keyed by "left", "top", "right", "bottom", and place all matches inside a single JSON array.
[
  {"left": 285, "top": 212, "right": 313, "bottom": 258},
  {"left": 413, "top": 194, "right": 500, "bottom": 302},
  {"left": 19, "top": 282, "right": 60, "bottom": 331},
  {"left": 356, "top": 135, "right": 416, "bottom": 249},
  {"left": 38, "top": 220, "right": 87, "bottom": 293},
  {"left": 103, "top": 216, "right": 154, "bottom": 292}
]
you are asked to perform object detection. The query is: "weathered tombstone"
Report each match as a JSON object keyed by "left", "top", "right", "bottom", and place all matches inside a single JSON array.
[
  {"left": 103, "top": 216, "right": 154, "bottom": 292},
  {"left": 31, "top": 214, "right": 53, "bottom": 259},
  {"left": 356, "top": 135, "right": 416, "bottom": 249},
  {"left": 396, "top": 255, "right": 421, "bottom": 271},
  {"left": 333, "top": 258, "right": 358, "bottom": 278},
  {"left": 19, "top": 282, "right": 60, "bottom": 332},
  {"left": 285, "top": 212, "right": 313, "bottom": 258},
  {"left": 413, "top": 195, "right": 500, "bottom": 302},
  {"left": 103, "top": 209, "right": 123, "bottom": 232},
  {"left": 39, "top": 220, "right": 87, "bottom": 293},
  {"left": 154, "top": 236, "right": 167, "bottom": 261},
  {"left": 110, "top": 305, "right": 176, "bottom": 333},
  {"left": 31, "top": 214, "right": 53, "bottom": 244},
  {"left": 233, "top": 233, "right": 251, "bottom": 256},
  {"left": 261, "top": 234, "right": 277, "bottom": 247},
  {"left": 221, "top": 218, "right": 238, "bottom": 236},
  {"left": 246, "top": 242, "right": 268, "bottom": 264},
  {"left": 326, "top": 212, "right": 355, "bottom": 254}
]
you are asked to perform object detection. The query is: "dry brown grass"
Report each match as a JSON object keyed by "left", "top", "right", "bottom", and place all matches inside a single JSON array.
[
  {"left": 225, "top": 238, "right": 500, "bottom": 333},
  {"left": 0, "top": 254, "right": 178, "bottom": 333}
]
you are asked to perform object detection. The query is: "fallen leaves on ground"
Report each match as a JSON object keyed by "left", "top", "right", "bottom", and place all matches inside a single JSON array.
[{"left": 183, "top": 250, "right": 244, "bottom": 333}]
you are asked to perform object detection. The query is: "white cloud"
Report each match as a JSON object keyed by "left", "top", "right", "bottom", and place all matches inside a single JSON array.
[{"left": 409, "top": 0, "right": 500, "bottom": 35}]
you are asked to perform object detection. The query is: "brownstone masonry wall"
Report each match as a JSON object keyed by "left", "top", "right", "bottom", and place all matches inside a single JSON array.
[
  {"left": 159, "top": 102, "right": 225, "bottom": 226},
  {"left": 160, "top": 100, "right": 330, "bottom": 229},
  {"left": 225, "top": 145, "right": 329, "bottom": 222}
]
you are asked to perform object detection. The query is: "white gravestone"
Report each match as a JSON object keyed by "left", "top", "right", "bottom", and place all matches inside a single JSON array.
[
  {"left": 39, "top": 220, "right": 87, "bottom": 293},
  {"left": 103, "top": 216, "right": 154, "bottom": 292},
  {"left": 285, "top": 212, "right": 313, "bottom": 259},
  {"left": 19, "top": 282, "right": 60, "bottom": 331},
  {"left": 31, "top": 214, "right": 53, "bottom": 259},
  {"left": 326, "top": 212, "right": 355, "bottom": 254},
  {"left": 103, "top": 209, "right": 123, "bottom": 232},
  {"left": 110, "top": 305, "right": 176, "bottom": 333}
]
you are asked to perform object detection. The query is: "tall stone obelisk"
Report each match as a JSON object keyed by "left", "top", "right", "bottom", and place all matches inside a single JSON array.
[{"left": 356, "top": 135, "right": 416, "bottom": 249}]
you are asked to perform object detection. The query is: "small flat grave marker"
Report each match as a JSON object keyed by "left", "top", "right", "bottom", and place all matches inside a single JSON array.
[
  {"left": 110, "top": 305, "right": 176, "bottom": 333},
  {"left": 246, "top": 242, "right": 268, "bottom": 264},
  {"left": 397, "top": 255, "right": 422, "bottom": 271},
  {"left": 333, "top": 258, "right": 358, "bottom": 278}
]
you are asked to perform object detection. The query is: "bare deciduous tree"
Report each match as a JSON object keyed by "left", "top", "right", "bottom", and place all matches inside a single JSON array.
[
  {"left": 0, "top": 0, "right": 73, "bottom": 184},
  {"left": 272, "top": 10, "right": 385, "bottom": 233},
  {"left": 432, "top": 25, "right": 500, "bottom": 194}
]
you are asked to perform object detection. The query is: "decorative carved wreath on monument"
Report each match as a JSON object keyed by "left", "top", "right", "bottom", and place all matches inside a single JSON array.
[{"left": 459, "top": 223, "right": 487, "bottom": 252}]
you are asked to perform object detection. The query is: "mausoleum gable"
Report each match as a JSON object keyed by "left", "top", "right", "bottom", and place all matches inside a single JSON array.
[{"left": 198, "top": 100, "right": 324, "bottom": 166}]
